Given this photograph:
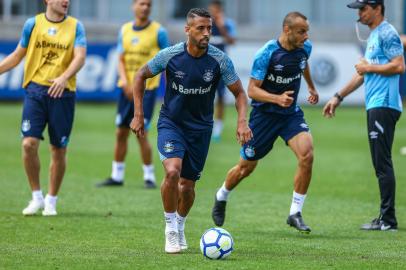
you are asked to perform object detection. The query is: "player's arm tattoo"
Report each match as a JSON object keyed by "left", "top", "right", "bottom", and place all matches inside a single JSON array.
[
  {"left": 137, "top": 65, "right": 155, "bottom": 81},
  {"left": 132, "top": 65, "right": 155, "bottom": 116}
]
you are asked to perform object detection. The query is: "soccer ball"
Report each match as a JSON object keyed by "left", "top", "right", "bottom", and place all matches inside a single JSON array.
[{"left": 200, "top": 227, "right": 234, "bottom": 259}]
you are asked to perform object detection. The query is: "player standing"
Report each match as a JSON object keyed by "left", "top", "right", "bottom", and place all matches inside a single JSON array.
[
  {"left": 208, "top": 0, "right": 237, "bottom": 141},
  {"left": 0, "top": 0, "right": 86, "bottom": 216},
  {"left": 211, "top": 12, "right": 319, "bottom": 233},
  {"left": 97, "top": 0, "right": 169, "bottom": 188},
  {"left": 130, "top": 8, "right": 252, "bottom": 253},
  {"left": 324, "top": 0, "right": 404, "bottom": 231}
]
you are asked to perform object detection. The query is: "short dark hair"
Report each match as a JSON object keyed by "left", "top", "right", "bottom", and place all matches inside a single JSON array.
[
  {"left": 187, "top": 8, "right": 211, "bottom": 23},
  {"left": 210, "top": 0, "right": 223, "bottom": 8},
  {"left": 370, "top": 4, "right": 385, "bottom": 16},
  {"left": 283, "top": 12, "right": 307, "bottom": 27}
]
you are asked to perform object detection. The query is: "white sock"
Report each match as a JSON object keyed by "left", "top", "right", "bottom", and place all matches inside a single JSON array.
[
  {"left": 32, "top": 190, "right": 44, "bottom": 202},
  {"left": 176, "top": 212, "right": 187, "bottom": 231},
  {"left": 111, "top": 161, "right": 125, "bottom": 182},
  {"left": 213, "top": 120, "right": 223, "bottom": 137},
  {"left": 143, "top": 164, "right": 156, "bottom": 182},
  {"left": 289, "top": 191, "right": 307, "bottom": 215},
  {"left": 216, "top": 183, "right": 230, "bottom": 201},
  {"left": 164, "top": 212, "right": 178, "bottom": 233},
  {"left": 45, "top": 194, "right": 58, "bottom": 206}
]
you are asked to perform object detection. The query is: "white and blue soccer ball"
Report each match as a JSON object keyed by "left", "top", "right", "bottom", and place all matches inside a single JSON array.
[{"left": 200, "top": 227, "right": 234, "bottom": 259}]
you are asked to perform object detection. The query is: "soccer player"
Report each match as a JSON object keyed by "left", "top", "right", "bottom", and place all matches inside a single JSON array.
[
  {"left": 97, "top": 0, "right": 169, "bottom": 189},
  {"left": 130, "top": 8, "right": 252, "bottom": 253},
  {"left": 324, "top": 0, "right": 404, "bottom": 231},
  {"left": 208, "top": 0, "right": 237, "bottom": 142},
  {"left": 0, "top": 0, "right": 86, "bottom": 216},
  {"left": 211, "top": 12, "right": 319, "bottom": 233}
]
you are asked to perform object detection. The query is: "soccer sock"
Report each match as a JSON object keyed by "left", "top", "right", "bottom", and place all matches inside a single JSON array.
[
  {"left": 111, "top": 161, "right": 125, "bottom": 182},
  {"left": 176, "top": 212, "right": 187, "bottom": 231},
  {"left": 32, "top": 190, "right": 44, "bottom": 202},
  {"left": 143, "top": 164, "right": 156, "bottom": 182},
  {"left": 45, "top": 194, "right": 58, "bottom": 207},
  {"left": 213, "top": 120, "right": 223, "bottom": 137},
  {"left": 289, "top": 191, "right": 307, "bottom": 215},
  {"left": 164, "top": 212, "right": 178, "bottom": 233},
  {"left": 216, "top": 183, "right": 230, "bottom": 201}
]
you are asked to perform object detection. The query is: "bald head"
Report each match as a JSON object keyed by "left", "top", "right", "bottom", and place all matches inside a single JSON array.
[{"left": 283, "top": 12, "right": 307, "bottom": 28}]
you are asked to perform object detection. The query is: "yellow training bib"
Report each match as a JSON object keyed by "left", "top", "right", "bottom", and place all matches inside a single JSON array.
[
  {"left": 119, "top": 21, "right": 162, "bottom": 90},
  {"left": 23, "top": 13, "right": 78, "bottom": 91}
]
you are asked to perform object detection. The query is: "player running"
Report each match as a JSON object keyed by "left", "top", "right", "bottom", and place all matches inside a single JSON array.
[
  {"left": 130, "top": 8, "right": 252, "bottom": 253},
  {"left": 0, "top": 0, "right": 86, "bottom": 216},
  {"left": 211, "top": 12, "right": 319, "bottom": 233},
  {"left": 97, "top": 0, "right": 169, "bottom": 188}
]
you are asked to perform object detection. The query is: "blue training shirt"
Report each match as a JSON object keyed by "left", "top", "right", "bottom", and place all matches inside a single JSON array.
[
  {"left": 250, "top": 39, "right": 312, "bottom": 114},
  {"left": 364, "top": 20, "right": 403, "bottom": 112},
  {"left": 210, "top": 18, "right": 237, "bottom": 52},
  {"left": 20, "top": 16, "right": 87, "bottom": 48},
  {"left": 147, "top": 42, "right": 239, "bottom": 131}
]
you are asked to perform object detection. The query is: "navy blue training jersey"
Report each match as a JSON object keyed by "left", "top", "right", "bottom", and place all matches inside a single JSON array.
[
  {"left": 250, "top": 39, "right": 312, "bottom": 114},
  {"left": 147, "top": 42, "right": 239, "bottom": 130},
  {"left": 209, "top": 19, "right": 237, "bottom": 52}
]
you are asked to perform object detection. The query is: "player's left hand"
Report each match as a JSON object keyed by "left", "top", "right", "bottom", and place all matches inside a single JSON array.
[
  {"left": 307, "top": 87, "right": 319, "bottom": 105},
  {"left": 48, "top": 76, "right": 68, "bottom": 98},
  {"left": 355, "top": 58, "right": 369, "bottom": 75},
  {"left": 236, "top": 121, "right": 253, "bottom": 145},
  {"left": 130, "top": 114, "right": 145, "bottom": 138}
]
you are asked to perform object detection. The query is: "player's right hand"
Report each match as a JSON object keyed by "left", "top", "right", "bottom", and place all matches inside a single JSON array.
[
  {"left": 236, "top": 121, "right": 253, "bottom": 146},
  {"left": 130, "top": 114, "right": 145, "bottom": 138},
  {"left": 322, "top": 98, "right": 340, "bottom": 118},
  {"left": 122, "top": 82, "right": 133, "bottom": 101},
  {"left": 277, "top": 91, "right": 295, "bottom": 107}
]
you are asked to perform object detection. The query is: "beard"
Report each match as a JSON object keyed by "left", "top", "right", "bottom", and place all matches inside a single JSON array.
[{"left": 194, "top": 37, "right": 209, "bottom": 49}]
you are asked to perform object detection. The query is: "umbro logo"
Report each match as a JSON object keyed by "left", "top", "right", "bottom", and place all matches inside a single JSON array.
[
  {"left": 274, "top": 64, "right": 284, "bottom": 71},
  {"left": 300, "top": 123, "right": 309, "bottom": 129},
  {"left": 175, "top": 71, "right": 186, "bottom": 79},
  {"left": 369, "top": 131, "right": 378, "bottom": 139}
]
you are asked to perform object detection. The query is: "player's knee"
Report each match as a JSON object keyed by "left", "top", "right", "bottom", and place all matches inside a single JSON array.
[
  {"left": 50, "top": 146, "right": 67, "bottom": 160},
  {"left": 179, "top": 182, "right": 194, "bottom": 196},
  {"left": 116, "top": 128, "right": 129, "bottom": 142},
  {"left": 299, "top": 149, "right": 313, "bottom": 167},
  {"left": 165, "top": 169, "right": 181, "bottom": 182},
  {"left": 22, "top": 138, "right": 38, "bottom": 154}
]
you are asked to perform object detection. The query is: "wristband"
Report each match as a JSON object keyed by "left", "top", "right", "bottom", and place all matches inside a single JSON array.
[{"left": 334, "top": 92, "right": 344, "bottom": 102}]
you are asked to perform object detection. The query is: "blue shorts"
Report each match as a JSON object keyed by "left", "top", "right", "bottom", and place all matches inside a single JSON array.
[
  {"left": 21, "top": 82, "right": 75, "bottom": 148},
  {"left": 157, "top": 117, "right": 212, "bottom": 181},
  {"left": 241, "top": 108, "right": 310, "bottom": 161},
  {"left": 115, "top": 88, "right": 157, "bottom": 131},
  {"left": 216, "top": 79, "right": 226, "bottom": 99}
]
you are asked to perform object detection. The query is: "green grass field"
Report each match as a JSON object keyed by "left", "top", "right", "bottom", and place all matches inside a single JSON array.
[{"left": 1, "top": 103, "right": 406, "bottom": 269}]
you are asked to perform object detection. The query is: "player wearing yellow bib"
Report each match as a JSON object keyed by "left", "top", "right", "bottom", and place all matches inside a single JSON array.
[
  {"left": 0, "top": 0, "right": 86, "bottom": 216},
  {"left": 97, "top": 0, "right": 169, "bottom": 188}
]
